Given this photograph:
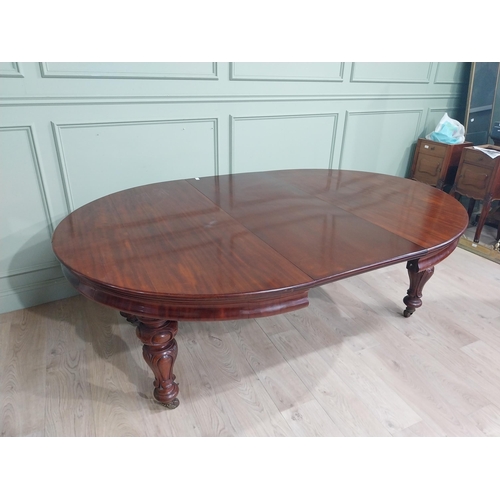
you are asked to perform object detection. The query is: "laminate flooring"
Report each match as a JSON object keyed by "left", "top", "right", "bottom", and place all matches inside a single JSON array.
[{"left": 1, "top": 247, "right": 499, "bottom": 437}]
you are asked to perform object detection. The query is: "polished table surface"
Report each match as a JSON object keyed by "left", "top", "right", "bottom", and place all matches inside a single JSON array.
[{"left": 52, "top": 169, "right": 469, "bottom": 408}]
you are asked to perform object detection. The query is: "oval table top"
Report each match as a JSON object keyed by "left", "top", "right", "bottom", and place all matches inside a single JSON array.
[{"left": 52, "top": 169, "right": 468, "bottom": 320}]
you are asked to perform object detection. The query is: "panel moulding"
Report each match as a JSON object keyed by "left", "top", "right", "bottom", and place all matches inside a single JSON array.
[
  {"left": 339, "top": 108, "right": 424, "bottom": 169},
  {"left": 0, "top": 125, "right": 58, "bottom": 277},
  {"left": 0, "top": 262, "right": 61, "bottom": 280},
  {"left": 52, "top": 117, "right": 220, "bottom": 212},
  {"left": 424, "top": 106, "right": 465, "bottom": 135},
  {"left": 40, "top": 62, "right": 218, "bottom": 80},
  {"left": 0, "top": 92, "right": 464, "bottom": 107},
  {"left": 230, "top": 62, "right": 345, "bottom": 82},
  {"left": 428, "top": 107, "right": 463, "bottom": 119},
  {"left": 350, "top": 63, "right": 433, "bottom": 84},
  {"left": 433, "top": 63, "right": 469, "bottom": 84},
  {"left": 229, "top": 112, "right": 339, "bottom": 174},
  {"left": 0, "top": 62, "right": 23, "bottom": 78}
]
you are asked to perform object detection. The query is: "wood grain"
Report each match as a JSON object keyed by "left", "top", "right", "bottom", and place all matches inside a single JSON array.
[
  {"left": 230, "top": 318, "right": 344, "bottom": 436},
  {"left": 292, "top": 293, "right": 422, "bottom": 433},
  {"left": 268, "top": 328, "right": 392, "bottom": 436},
  {"left": 0, "top": 308, "right": 47, "bottom": 436},
  {"left": 52, "top": 169, "right": 468, "bottom": 322},
  {"left": 2, "top": 247, "right": 498, "bottom": 436},
  {"left": 468, "top": 405, "right": 500, "bottom": 436},
  {"left": 43, "top": 297, "right": 95, "bottom": 436}
]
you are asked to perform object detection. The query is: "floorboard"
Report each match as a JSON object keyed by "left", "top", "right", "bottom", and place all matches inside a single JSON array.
[{"left": 1, "top": 247, "right": 499, "bottom": 436}]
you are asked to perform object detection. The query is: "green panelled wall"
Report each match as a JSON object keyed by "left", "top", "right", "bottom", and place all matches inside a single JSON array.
[{"left": 0, "top": 62, "right": 471, "bottom": 313}]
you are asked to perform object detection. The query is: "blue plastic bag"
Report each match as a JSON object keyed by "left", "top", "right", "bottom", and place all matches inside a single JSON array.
[{"left": 426, "top": 113, "right": 465, "bottom": 144}]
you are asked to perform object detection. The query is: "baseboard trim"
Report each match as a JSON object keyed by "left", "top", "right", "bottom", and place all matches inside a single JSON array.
[
  {"left": 458, "top": 235, "right": 500, "bottom": 265},
  {"left": 0, "top": 278, "right": 78, "bottom": 314}
]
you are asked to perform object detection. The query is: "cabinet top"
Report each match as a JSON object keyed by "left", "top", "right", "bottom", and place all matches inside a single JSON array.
[
  {"left": 418, "top": 138, "right": 473, "bottom": 148},
  {"left": 467, "top": 144, "right": 500, "bottom": 152}
]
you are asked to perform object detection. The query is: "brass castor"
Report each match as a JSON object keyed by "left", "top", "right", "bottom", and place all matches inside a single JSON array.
[
  {"left": 158, "top": 398, "right": 180, "bottom": 410},
  {"left": 403, "top": 308, "right": 414, "bottom": 318}
]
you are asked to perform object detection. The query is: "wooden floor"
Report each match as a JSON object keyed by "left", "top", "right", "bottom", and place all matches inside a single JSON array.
[{"left": 1, "top": 247, "right": 499, "bottom": 437}]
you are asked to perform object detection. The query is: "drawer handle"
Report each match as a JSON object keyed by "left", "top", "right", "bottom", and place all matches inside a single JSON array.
[{"left": 424, "top": 145, "right": 435, "bottom": 150}]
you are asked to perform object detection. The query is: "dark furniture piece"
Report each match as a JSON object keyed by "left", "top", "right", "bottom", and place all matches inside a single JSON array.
[
  {"left": 409, "top": 138, "right": 473, "bottom": 190},
  {"left": 464, "top": 62, "right": 500, "bottom": 146},
  {"left": 52, "top": 169, "right": 468, "bottom": 409},
  {"left": 450, "top": 145, "right": 500, "bottom": 243}
]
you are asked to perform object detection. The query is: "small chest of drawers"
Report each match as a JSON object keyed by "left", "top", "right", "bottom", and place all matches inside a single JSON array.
[
  {"left": 410, "top": 139, "right": 473, "bottom": 189},
  {"left": 450, "top": 145, "right": 500, "bottom": 243}
]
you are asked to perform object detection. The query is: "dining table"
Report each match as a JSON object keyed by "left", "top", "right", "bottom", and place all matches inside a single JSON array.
[{"left": 51, "top": 169, "right": 469, "bottom": 409}]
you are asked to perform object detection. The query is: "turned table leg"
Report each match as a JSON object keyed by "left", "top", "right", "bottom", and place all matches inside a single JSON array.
[
  {"left": 135, "top": 317, "right": 180, "bottom": 409},
  {"left": 403, "top": 261, "right": 435, "bottom": 318}
]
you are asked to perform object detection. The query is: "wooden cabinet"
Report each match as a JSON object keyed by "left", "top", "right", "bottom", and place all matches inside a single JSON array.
[
  {"left": 409, "top": 139, "right": 473, "bottom": 189},
  {"left": 450, "top": 145, "right": 500, "bottom": 243}
]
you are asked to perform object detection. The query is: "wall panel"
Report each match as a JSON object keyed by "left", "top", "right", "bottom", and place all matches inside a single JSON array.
[
  {"left": 435, "top": 62, "right": 468, "bottom": 84},
  {"left": 40, "top": 62, "right": 218, "bottom": 80},
  {"left": 231, "top": 62, "right": 344, "bottom": 82},
  {"left": 0, "top": 62, "right": 23, "bottom": 78},
  {"left": 340, "top": 109, "right": 423, "bottom": 176},
  {"left": 231, "top": 113, "right": 337, "bottom": 173},
  {"left": 0, "top": 126, "right": 55, "bottom": 277},
  {"left": 53, "top": 118, "right": 218, "bottom": 210},
  {"left": 351, "top": 63, "right": 433, "bottom": 83},
  {"left": 0, "top": 125, "right": 74, "bottom": 312},
  {"left": 425, "top": 107, "right": 462, "bottom": 137}
]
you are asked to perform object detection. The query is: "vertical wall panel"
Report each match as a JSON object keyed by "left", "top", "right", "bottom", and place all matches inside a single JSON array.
[
  {"left": 340, "top": 110, "right": 423, "bottom": 176},
  {"left": 0, "top": 127, "right": 55, "bottom": 280}
]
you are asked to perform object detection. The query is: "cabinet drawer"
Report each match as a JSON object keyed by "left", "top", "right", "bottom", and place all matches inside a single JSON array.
[
  {"left": 455, "top": 163, "right": 492, "bottom": 199},
  {"left": 418, "top": 141, "right": 447, "bottom": 158},
  {"left": 413, "top": 155, "right": 442, "bottom": 185},
  {"left": 461, "top": 149, "right": 496, "bottom": 168}
]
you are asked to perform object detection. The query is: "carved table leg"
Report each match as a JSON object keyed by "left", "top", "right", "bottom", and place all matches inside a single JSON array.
[
  {"left": 403, "top": 261, "right": 435, "bottom": 318},
  {"left": 135, "top": 317, "right": 180, "bottom": 409}
]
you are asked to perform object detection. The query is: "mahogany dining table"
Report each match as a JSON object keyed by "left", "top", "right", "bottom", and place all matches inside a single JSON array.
[{"left": 51, "top": 169, "right": 469, "bottom": 409}]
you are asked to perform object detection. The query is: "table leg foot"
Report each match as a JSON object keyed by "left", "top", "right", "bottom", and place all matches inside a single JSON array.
[
  {"left": 403, "top": 261, "right": 434, "bottom": 318},
  {"left": 135, "top": 317, "right": 180, "bottom": 408},
  {"left": 158, "top": 398, "right": 180, "bottom": 410},
  {"left": 403, "top": 308, "right": 414, "bottom": 318}
]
